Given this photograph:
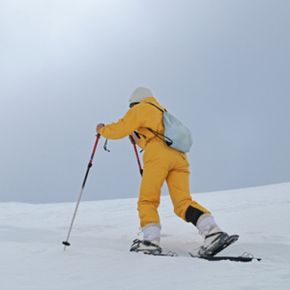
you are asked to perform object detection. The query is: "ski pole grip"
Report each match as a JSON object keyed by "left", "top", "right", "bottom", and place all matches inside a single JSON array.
[
  {"left": 89, "top": 134, "right": 101, "bottom": 162},
  {"left": 129, "top": 135, "right": 135, "bottom": 144}
]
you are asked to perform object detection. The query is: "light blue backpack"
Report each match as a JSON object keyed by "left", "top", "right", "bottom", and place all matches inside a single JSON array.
[{"left": 146, "top": 102, "right": 193, "bottom": 153}]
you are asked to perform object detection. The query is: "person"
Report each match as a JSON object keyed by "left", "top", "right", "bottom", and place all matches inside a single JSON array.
[{"left": 96, "top": 87, "right": 236, "bottom": 256}]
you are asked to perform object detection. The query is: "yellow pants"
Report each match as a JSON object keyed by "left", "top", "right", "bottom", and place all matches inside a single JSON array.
[{"left": 138, "top": 140, "right": 210, "bottom": 228}]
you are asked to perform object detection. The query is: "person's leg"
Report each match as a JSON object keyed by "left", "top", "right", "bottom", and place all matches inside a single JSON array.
[
  {"left": 137, "top": 159, "right": 168, "bottom": 243},
  {"left": 166, "top": 155, "right": 224, "bottom": 238},
  {"left": 166, "top": 168, "right": 210, "bottom": 225},
  {"left": 166, "top": 157, "right": 234, "bottom": 256}
]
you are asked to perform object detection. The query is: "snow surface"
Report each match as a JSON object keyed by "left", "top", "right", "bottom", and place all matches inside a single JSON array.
[{"left": 1, "top": 183, "right": 290, "bottom": 290}]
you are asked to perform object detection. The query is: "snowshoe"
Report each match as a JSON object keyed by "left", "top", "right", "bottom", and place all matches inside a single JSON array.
[
  {"left": 198, "top": 232, "right": 239, "bottom": 257},
  {"left": 130, "top": 239, "right": 162, "bottom": 255}
]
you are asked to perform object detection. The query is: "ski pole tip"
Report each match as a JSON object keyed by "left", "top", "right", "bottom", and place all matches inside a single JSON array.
[{"left": 62, "top": 241, "right": 71, "bottom": 247}]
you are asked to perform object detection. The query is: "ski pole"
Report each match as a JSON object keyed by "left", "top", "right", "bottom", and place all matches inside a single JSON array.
[
  {"left": 62, "top": 134, "right": 101, "bottom": 250},
  {"left": 129, "top": 135, "right": 143, "bottom": 176}
]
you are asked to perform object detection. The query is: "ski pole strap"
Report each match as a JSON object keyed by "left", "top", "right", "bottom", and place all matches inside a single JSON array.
[{"left": 103, "top": 139, "right": 111, "bottom": 152}]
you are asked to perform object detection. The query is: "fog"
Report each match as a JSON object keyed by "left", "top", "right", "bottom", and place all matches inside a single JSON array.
[{"left": 0, "top": 0, "right": 289, "bottom": 203}]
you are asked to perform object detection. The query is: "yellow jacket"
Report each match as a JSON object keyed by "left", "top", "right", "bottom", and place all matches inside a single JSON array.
[
  {"left": 99, "top": 96, "right": 210, "bottom": 227},
  {"left": 99, "top": 97, "right": 165, "bottom": 149}
]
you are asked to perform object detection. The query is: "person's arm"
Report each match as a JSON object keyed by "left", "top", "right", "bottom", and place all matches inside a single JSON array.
[{"left": 98, "top": 106, "right": 141, "bottom": 140}]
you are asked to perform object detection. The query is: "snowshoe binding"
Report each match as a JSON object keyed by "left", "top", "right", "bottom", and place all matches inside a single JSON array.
[
  {"left": 198, "top": 232, "right": 239, "bottom": 257},
  {"left": 130, "top": 239, "right": 162, "bottom": 255}
]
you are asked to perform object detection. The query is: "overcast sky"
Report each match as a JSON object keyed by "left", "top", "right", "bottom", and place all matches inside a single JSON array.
[{"left": 0, "top": 0, "right": 289, "bottom": 203}]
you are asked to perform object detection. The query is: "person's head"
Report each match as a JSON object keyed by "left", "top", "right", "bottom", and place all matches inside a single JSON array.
[{"left": 129, "top": 87, "right": 153, "bottom": 108}]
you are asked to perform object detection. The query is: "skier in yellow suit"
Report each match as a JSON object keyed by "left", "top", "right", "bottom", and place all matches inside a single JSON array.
[{"left": 97, "top": 87, "right": 235, "bottom": 256}]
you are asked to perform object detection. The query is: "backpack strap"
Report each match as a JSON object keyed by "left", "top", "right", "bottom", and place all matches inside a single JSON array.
[
  {"left": 145, "top": 102, "right": 167, "bottom": 113},
  {"left": 147, "top": 128, "right": 173, "bottom": 146},
  {"left": 144, "top": 102, "right": 173, "bottom": 146}
]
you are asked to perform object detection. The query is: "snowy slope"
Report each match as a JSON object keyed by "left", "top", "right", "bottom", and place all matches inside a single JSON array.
[{"left": 1, "top": 183, "right": 290, "bottom": 290}]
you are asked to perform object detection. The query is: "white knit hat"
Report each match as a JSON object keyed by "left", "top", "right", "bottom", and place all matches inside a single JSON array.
[{"left": 129, "top": 87, "right": 153, "bottom": 104}]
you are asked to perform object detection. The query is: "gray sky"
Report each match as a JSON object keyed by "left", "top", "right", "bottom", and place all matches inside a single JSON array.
[{"left": 0, "top": 0, "right": 289, "bottom": 203}]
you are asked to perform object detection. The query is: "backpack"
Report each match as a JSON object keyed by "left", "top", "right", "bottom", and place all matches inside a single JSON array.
[{"left": 145, "top": 102, "right": 193, "bottom": 153}]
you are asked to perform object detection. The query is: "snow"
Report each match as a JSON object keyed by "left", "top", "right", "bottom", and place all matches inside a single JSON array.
[{"left": 1, "top": 183, "right": 290, "bottom": 290}]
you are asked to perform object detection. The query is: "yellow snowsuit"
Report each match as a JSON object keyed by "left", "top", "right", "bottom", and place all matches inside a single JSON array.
[{"left": 99, "top": 97, "right": 209, "bottom": 228}]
